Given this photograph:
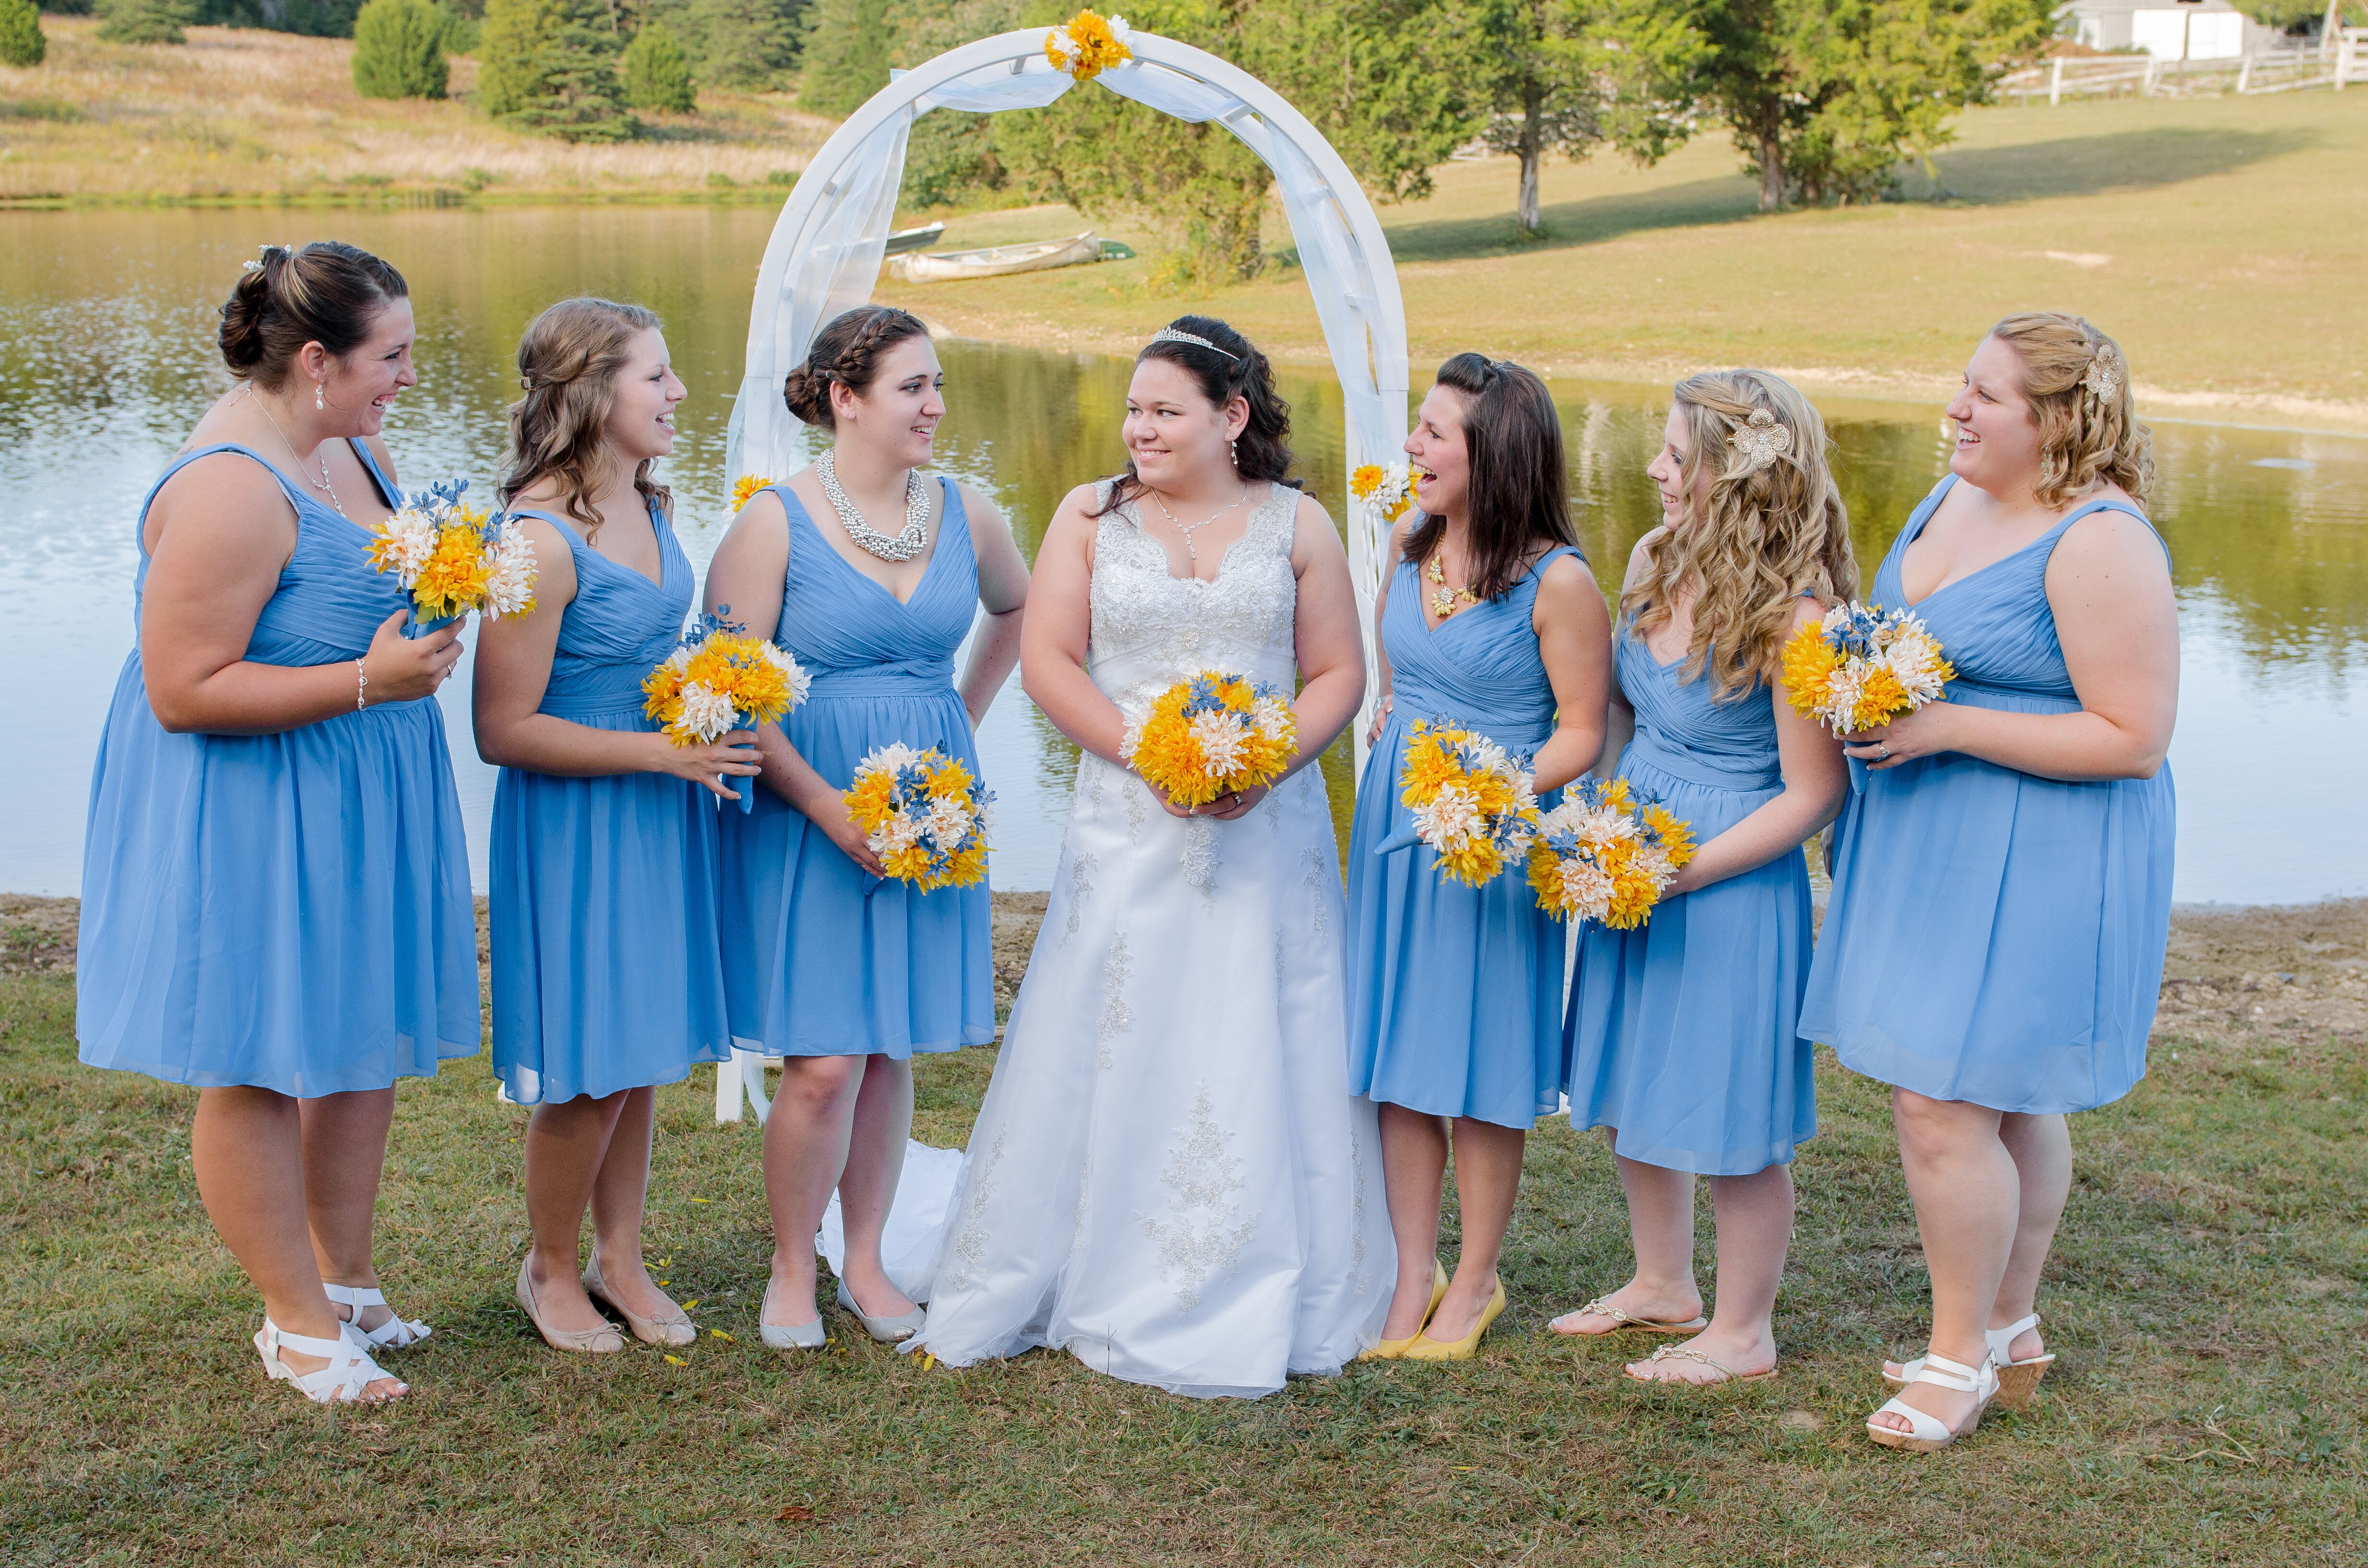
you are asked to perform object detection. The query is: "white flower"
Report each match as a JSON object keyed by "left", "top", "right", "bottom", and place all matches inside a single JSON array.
[
  {"left": 1413, "top": 783, "right": 1485, "bottom": 852},
  {"left": 1107, "top": 14, "right": 1131, "bottom": 42},
  {"left": 870, "top": 814, "right": 922, "bottom": 858},
  {"left": 1188, "top": 709, "right": 1248, "bottom": 778},
  {"left": 1250, "top": 694, "right": 1294, "bottom": 742},
  {"left": 757, "top": 641, "right": 814, "bottom": 709},
  {"left": 674, "top": 681, "right": 736, "bottom": 744},
  {"left": 481, "top": 521, "right": 536, "bottom": 618},
  {"left": 863, "top": 742, "right": 925, "bottom": 776},
  {"left": 1118, "top": 720, "right": 1146, "bottom": 764},
  {"left": 923, "top": 794, "right": 974, "bottom": 849},
  {"left": 662, "top": 644, "right": 694, "bottom": 675},
  {"left": 1559, "top": 858, "right": 1614, "bottom": 919},
  {"left": 374, "top": 508, "right": 438, "bottom": 585}
]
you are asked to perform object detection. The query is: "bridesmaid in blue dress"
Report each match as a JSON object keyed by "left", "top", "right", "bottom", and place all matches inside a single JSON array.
[
  {"left": 1347, "top": 355, "right": 1611, "bottom": 1361},
  {"left": 77, "top": 243, "right": 474, "bottom": 1404},
  {"left": 474, "top": 299, "right": 756, "bottom": 1355},
  {"left": 1550, "top": 371, "right": 1852, "bottom": 1386},
  {"left": 1801, "top": 314, "right": 2178, "bottom": 1451},
  {"left": 705, "top": 307, "right": 1030, "bottom": 1350}
]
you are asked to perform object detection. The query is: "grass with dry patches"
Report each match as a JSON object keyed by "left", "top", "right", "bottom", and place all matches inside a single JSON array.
[{"left": 0, "top": 895, "right": 2362, "bottom": 1564}]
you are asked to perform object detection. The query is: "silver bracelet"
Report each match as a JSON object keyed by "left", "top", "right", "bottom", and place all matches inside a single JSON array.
[{"left": 355, "top": 657, "right": 369, "bottom": 711}]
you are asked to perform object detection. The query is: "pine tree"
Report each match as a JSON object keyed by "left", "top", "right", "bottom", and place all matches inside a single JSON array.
[
  {"left": 478, "top": 0, "right": 635, "bottom": 140},
  {"left": 96, "top": 0, "right": 194, "bottom": 44},
  {"left": 796, "top": 0, "right": 892, "bottom": 117},
  {"left": 0, "top": 0, "right": 46, "bottom": 67},
  {"left": 620, "top": 18, "right": 695, "bottom": 110},
  {"left": 669, "top": 0, "right": 803, "bottom": 90},
  {"left": 352, "top": 0, "right": 452, "bottom": 98}
]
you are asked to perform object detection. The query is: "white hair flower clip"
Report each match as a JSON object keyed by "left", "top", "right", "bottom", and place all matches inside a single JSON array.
[
  {"left": 2082, "top": 354, "right": 2121, "bottom": 404},
  {"left": 1727, "top": 407, "right": 1792, "bottom": 467}
]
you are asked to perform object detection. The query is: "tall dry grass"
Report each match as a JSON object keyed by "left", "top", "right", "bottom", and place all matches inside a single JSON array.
[{"left": 0, "top": 19, "right": 830, "bottom": 202}]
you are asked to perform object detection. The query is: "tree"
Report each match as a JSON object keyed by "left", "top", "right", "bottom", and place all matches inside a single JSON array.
[
  {"left": 994, "top": 0, "right": 1476, "bottom": 284},
  {"left": 620, "top": 18, "right": 696, "bottom": 109},
  {"left": 477, "top": 0, "right": 636, "bottom": 140},
  {"left": 1468, "top": 0, "right": 1702, "bottom": 234},
  {"left": 798, "top": 0, "right": 894, "bottom": 116},
  {"left": 352, "top": 0, "right": 452, "bottom": 97},
  {"left": 0, "top": 0, "right": 45, "bottom": 67},
  {"left": 662, "top": 0, "right": 803, "bottom": 89},
  {"left": 1683, "top": 0, "right": 2049, "bottom": 211},
  {"left": 96, "top": 0, "right": 194, "bottom": 44}
]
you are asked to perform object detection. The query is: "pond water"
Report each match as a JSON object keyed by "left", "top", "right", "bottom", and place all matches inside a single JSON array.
[{"left": 2, "top": 208, "right": 2363, "bottom": 904}]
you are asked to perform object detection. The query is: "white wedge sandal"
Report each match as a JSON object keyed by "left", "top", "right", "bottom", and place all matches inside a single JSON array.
[
  {"left": 1865, "top": 1351, "right": 1998, "bottom": 1453},
  {"left": 253, "top": 1319, "right": 407, "bottom": 1404},
  {"left": 1884, "top": 1312, "right": 2055, "bottom": 1410},
  {"left": 324, "top": 1283, "right": 432, "bottom": 1352}
]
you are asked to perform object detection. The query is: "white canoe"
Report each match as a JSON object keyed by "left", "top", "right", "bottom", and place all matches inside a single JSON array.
[
  {"left": 882, "top": 222, "right": 945, "bottom": 257},
  {"left": 888, "top": 231, "right": 1101, "bottom": 283}
]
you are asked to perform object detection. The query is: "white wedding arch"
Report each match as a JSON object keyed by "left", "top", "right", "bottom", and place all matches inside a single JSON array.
[{"left": 715, "top": 26, "right": 1410, "bottom": 1121}]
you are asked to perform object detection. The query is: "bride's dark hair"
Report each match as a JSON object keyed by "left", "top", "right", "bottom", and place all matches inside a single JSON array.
[{"left": 1094, "top": 315, "right": 1297, "bottom": 516}]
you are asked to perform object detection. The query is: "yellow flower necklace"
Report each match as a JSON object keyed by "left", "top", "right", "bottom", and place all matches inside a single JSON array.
[{"left": 1426, "top": 552, "right": 1478, "bottom": 621}]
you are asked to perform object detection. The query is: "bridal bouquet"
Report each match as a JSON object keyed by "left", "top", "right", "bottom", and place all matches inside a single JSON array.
[
  {"left": 1525, "top": 778, "right": 1695, "bottom": 929},
  {"left": 1780, "top": 601, "right": 1954, "bottom": 735},
  {"left": 1349, "top": 462, "right": 1420, "bottom": 528},
  {"left": 641, "top": 610, "right": 811, "bottom": 812},
  {"left": 1122, "top": 670, "right": 1297, "bottom": 810},
  {"left": 845, "top": 744, "right": 994, "bottom": 891},
  {"left": 1397, "top": 723, "right": 1541, "bottom": 887},
  {"left": 366, "top": 479, "right": 536, "bottom": 634}
]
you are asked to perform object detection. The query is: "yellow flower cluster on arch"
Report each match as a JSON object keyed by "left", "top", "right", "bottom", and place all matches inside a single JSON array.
[{"left": 1046, "top": 9, "right": 1132, "bottom": 82}]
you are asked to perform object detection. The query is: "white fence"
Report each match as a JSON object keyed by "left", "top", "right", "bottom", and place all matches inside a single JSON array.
[{"left": 1999, "top": 33, "right": 2368, "bottom": 102}]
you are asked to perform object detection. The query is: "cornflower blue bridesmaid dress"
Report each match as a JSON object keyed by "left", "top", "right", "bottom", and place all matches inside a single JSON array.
[
  {"left": 716, "top": 479, "right": 995, "bottom": 1059},
  {"left": 1346, "top": 548, "right": 1578, "bottom": 1129},
  {"left": 488, "top": 500, "right": 732, "bottom": 1104},
  {"left": 1561, "top": 620, "right": 1815, "bottom": 1174},
  {"left": 1799, "top": 477, "right": 2176, "bottom": 1112},
  {"left": 77, "top": 444, "right": 479, "bottom": 1095}
]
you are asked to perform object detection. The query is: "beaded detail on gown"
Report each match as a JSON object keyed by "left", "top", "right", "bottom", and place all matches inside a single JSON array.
[{"left": 910, "top": 481, "right": 1393, "bottom": 1398}]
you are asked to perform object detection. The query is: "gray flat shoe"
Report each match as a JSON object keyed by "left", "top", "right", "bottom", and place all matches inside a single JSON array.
[
  {"left": 836, "top": 1278, "right": 925, "bottom": 1342},
  {"left": 759, "top": 1279, "right": 826, "bottom": 1352},
  {"left": 582, "top": 1250, "right": 695, "bottom": 1347}
]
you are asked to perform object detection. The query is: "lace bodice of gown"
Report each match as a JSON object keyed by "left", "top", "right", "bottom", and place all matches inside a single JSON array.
[{"left": 1088, "top": 479, "right": 1300, "bottom": 701}]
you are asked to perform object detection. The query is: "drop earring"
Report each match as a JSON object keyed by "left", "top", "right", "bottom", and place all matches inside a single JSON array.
[
  {"left": 314, "top": 381, "right": 325, "bottom": 412},
  {"left": 1228, "top": 437, "right": 1238, "bottom": 469}
]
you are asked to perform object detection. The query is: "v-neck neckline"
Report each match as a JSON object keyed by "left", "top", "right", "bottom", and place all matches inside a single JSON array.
[
  {"left": 516, "top": 502, "right": 669, "bottom": 591},
  {"left": 790, "top": 483, "right": 946, "bottom": 610},
  {"left": 1896, "top": 477, "right": 2133, "bottom": 611}
]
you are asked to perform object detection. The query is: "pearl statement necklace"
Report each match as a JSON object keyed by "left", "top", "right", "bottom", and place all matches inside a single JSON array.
[{"left": 814, "top": 451, "right": 930, "bottom": 563}]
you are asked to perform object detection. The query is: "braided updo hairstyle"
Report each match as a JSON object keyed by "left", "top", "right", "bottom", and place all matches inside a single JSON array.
[
  {"left": 217, "top": 241, "right": 408, "bottom": 393},
  {"left": 1095, "top": 315, "right": 1296, "bottom": 516},
  {"left": 784, "top": 306, "right": 932, "bottom": 428},
  {"left": 1986, "top": 312, "right": 2152, "bottom": 508},
  {"left": 498, "top": 297, "right": 670, "bottom": 539}
]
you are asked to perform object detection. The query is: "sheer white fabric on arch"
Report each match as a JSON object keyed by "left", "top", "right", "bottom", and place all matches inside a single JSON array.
[{"left": 714, "top": 27, "right": 1415, "bottom": 1127}]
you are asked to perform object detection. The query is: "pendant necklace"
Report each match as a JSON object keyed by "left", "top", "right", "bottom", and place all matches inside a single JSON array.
[
  {"left": 1426, "top": 552, "right": 1477, "bottom": 620},
  {"left": 1148, "top": 481, "right": 1248, "bottom": 565},
  {"left": 814, "top": 450, "right": 929, "bottom": 563},
  {"left": 252, "top": 387, "right": 344, "bottom": 518}
]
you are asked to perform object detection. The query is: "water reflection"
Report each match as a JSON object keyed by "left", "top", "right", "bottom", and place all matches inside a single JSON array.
[{"left": 1, "top": 208, "right": 2361, "bottom": 903}]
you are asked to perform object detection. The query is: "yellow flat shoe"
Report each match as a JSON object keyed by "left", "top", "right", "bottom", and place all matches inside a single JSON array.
[
  {"left": 1358, "top": 1260, "right": 1449, "bottom": 1361},
  {"left": 1402, "top": 1278, "right": 1506, "bottom": 1362}
]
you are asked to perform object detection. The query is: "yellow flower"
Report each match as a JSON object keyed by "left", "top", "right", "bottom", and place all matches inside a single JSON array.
[
  {"left": 1778, "top": 620, "right": 1842, "bottom": 720},
  {"left": 1046, "top": 9, "right": 1133, "bottom": 81},
  {"left": 1350, "top": 464, "right": 1386, "bottom": 501},
  {"left": 731, "top": 474, "right": 774, "bottom": 513},
  {"left": 1122, "top": 672, "right": 1295, "bottom": 808}
]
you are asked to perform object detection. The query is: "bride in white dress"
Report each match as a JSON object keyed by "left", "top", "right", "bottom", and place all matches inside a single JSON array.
[{"left": 912, "top": 316, "right": 1394, "bottom": 1397}]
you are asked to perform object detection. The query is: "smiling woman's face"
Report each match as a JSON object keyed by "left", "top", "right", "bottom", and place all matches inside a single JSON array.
[
  {"left": 1643, "top": 400, "right": 1710, "bottom": 532},
  {"left": 321, "top": 296, "right": 417, "bottom": 438},
  {"left": 603, "top": 327, "right": 687, "bottom": 466},
  {"left": 1403, "top": 383, "right": 1468, "bottom": 521},
  {"left": 1123, "top": 356, "right": 1244, "bottom": 490},
  {"left": 1945, "top": 333, "right": 2045, "bottom": 497},
  {"left": 836, "top": 334, "right": 945, "bottom": 469}
]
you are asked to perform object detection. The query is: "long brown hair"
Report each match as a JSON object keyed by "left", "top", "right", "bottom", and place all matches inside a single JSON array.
[
  {"left": 1987, "top": 311, "right": 2152, "bottom": 508},
  {"left": 498, "top": 297, "right": 670, "bottom": 538},
  {"left": 1402, "top": 354, "right": 1577, "bottom": 601},
  {"left": 1621, "top": 369, "right": 1857, "bottom": 702},
  {"left": 1094, "top": 314, "right": 1296, "bottom": 516}
]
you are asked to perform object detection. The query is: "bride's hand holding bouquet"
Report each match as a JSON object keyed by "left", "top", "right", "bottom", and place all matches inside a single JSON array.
[{"left": 1122, "top": 668, "right": 1298, "bottom": 821}]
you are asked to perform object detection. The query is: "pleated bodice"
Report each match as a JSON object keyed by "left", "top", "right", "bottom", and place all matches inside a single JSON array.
[
  {"left": 774, "top": 478, "right": 976, "bottom": 700},
  {"left": 1379, "top": 547, "right": 1575, "bottom": 752},
  {"left": 509, "top": 500, "right": 692, "bottom": 720}
]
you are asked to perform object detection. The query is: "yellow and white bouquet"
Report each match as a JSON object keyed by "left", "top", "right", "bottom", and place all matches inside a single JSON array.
[
  {"left": 1045, "top": 9, "right": 1131, "bottom": 81},
  {"left": 845, "top": 744, "right": 993, "bottom": 892},
  {"left": 1397, "top": 723, "right": 1541, "bottom": 887},
  {"left": 366, "top": 479, "right": 536, "bottom": 634},
  {"left": 1349, "top": 462, "right": 1420, "bottom": 528},
  {"left": 1122, "top": 670, "right": 1296, "bottom": 810},
  {"left": 641, "top": 610, "right": 811, "bottom": 811},
  {"left": 1526, "top": 778, "right": 1696, "bottom": 929},
  {"left": 1780, "top": 602, "right": 1954, "bottom": 735}
]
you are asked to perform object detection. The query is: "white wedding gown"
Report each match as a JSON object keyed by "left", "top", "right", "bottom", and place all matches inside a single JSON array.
[{"left": 908, "top": 480, "right": 1394, "bottom": 1398}]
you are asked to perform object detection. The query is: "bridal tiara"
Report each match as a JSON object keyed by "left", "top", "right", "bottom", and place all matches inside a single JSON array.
[{"left": 1147, "top": 327, "right": 1240, "bottom": 361}]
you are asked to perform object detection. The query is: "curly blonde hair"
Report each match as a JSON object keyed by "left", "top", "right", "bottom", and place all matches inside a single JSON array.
[
  {"left": 1621, "top": 369, "right": 1858, "bottom": 703},
  {"left": 498, "top": 297, "right": 671, "bottom": 539},
  {"left": 1987, "top": 311, "right": 2152, "bottom": 508}
]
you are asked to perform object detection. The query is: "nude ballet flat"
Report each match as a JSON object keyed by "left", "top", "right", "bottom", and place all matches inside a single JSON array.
[
  {"left": 1360, "top": 1260, "right": 1449, "bottom": 1361},
  {"left": 582, "top": 1250, "right": 695, "bottom": 1348},
  {"left": 517, "top": 1256, "right": 625, "bottom": 1355},
  {"left": 759, "top": 1279, "right": 826, "bottom": 1352}
]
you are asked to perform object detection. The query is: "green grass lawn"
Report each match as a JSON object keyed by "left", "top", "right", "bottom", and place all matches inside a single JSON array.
[
  {"left": 892, "top": 88, "right": 2368, "bottom": 423},
  {"left": 1, "top": 898, "right": 2362, "bottom": 1565}
]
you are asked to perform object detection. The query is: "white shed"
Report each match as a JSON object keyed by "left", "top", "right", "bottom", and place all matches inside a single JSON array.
[{"left": 2059, "top": 0, "right": 2282, "bottom": 59}]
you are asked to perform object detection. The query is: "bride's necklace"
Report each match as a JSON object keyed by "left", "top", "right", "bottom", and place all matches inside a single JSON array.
[
  {"left": 250, "top": 386, "right": 344, "bottom": 518},
  {"left": 1147, "top": 480, "right": 1249, "bottom": 564},
  {"left": 815, "top": 450, "right": 929, "bottom": 563},
  {"left": 1426, "top": 551, "right": 1478, "bottom": 620}
]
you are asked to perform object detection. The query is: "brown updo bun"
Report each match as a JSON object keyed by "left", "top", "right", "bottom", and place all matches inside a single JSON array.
[
  {"left": 218, "top": 241, "right": 408, "bottom": 392},
  {"left": 784, "top": 305, "right": 931, "bottom": 428}
]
